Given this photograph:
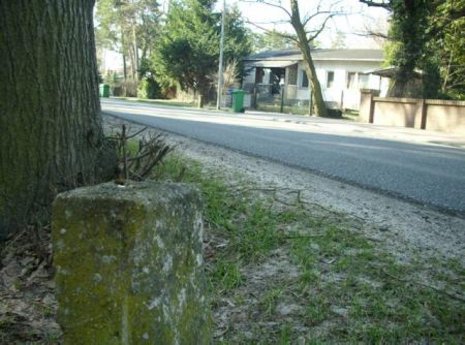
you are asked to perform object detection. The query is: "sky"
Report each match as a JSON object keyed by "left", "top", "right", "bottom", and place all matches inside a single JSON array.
[
  {"left": 225, "top": 0, "right": 390, "bottom": 48},
  {"left": 105, "top": 0, "right": 390, "bottom": 70}
]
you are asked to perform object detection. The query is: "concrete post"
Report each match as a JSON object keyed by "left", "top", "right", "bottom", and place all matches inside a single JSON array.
[
  {"left": 52, "top": 181, "right": 211, "bottom": 345},
  {"left": 417, "top": 98, "right": 428, "bottom": 129},
  {"left": 359, "top": 89, "right": 379, "bottom": 123}
]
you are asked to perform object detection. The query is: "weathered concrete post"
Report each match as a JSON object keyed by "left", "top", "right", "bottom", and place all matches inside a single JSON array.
[
  {"left": 416, "top": 98, "right": 428, "bottom": 129},
  {"left": 52, "top": 181, "right": 211, "bottom": 345},
  {"left": 359, "top": 89, "right": 379, "bottom": 123}
]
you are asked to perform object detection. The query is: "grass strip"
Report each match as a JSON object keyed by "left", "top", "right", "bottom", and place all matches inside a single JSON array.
[{"left": 154, "top": 153, "right": 465, "bottom": 344}]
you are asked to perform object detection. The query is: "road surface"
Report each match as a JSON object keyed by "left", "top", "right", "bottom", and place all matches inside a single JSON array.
[{"left": 101, "top": 98, "right": 465, "bottom": 215}]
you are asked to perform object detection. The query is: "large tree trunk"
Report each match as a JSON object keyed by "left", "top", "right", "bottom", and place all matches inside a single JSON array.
[
  {"left": 0, "top": 0, "right": 105, "bottom": 238},
  {"left": 289, "top": 0, "right": 327, "bottom": 117}
]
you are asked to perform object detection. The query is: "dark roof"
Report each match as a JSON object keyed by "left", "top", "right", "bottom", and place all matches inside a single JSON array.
[
  {"left": 366, "top": 66, "right": 424, "bottom": 78},
  {"left": 244, "top": 49, "right": 384, "bottom": 62}
]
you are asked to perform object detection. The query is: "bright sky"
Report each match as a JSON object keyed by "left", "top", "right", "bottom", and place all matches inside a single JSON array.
[
  {"left": 222, "top": 0, "right": 390, "bottom": 48},
  {"left": 105, "top": 0, "right": 389, "bottom": 70}
]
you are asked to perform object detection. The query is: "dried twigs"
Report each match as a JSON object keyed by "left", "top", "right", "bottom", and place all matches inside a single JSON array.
[{"left": 112, "top": 124, "right": 172, "bottom": 183}]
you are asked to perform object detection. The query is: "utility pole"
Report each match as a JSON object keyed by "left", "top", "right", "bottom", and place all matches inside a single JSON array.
[{"left": 216, "top": 0, "right": 225, "bottom": 110}]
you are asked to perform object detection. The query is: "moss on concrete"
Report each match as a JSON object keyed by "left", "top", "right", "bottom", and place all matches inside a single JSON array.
[{"left": 52, "top": 181, "right": 211, "bottom": 344}]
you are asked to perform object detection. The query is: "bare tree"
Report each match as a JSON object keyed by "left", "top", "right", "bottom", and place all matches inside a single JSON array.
[{"left": 245, "top": 0, "right": 343, "bottom": 116}]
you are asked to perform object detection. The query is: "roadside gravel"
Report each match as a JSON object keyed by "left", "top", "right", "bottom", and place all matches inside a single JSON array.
[{"left": 104, "top": 113, "right": 465, "bottom": 262}]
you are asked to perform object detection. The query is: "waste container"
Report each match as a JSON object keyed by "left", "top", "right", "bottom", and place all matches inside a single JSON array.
[
  {"left": 232, "top": 90, "right": 246, "bottom": 113},
  {"left": 99, "top": 83, "right": 110, "bottom": 97}
]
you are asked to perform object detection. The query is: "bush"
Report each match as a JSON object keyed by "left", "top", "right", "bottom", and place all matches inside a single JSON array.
[
  {"left": 112, "top": 80, "right": 139, "bottom": 97},
  {"left": 122, "top": 80, "right": 138, "bottom": 97},
  {"left": 325, "top": 108, "right": 342, "bottom": 118},
  {"left": 137, "top": 77, "right": 162, "bottom": 99}
]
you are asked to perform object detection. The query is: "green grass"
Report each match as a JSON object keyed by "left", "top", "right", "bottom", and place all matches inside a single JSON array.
[
  {"left": 211, "top": 260, "right": 243, "bottom": 292},
  {"left": 111, "top": 96, "right": 197, "bottom": 108},
  {"left": 153, "top": 153, "right": 465, "bottom": 344},
  {"left": 256, "top": 103, "right": 359, "bottom": 119},
  {"left": 260, "top": 288, "right": 284, "bottom": 316}
]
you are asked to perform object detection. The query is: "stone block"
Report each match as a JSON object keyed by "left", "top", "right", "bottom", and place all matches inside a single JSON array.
[{"left": 52, "top": 181, "right": 210, "bottom": 345}]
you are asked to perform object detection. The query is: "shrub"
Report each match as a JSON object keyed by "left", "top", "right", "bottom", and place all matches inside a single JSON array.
[{"left": 137, "top": 77, "right": 162, "bottom": 99}]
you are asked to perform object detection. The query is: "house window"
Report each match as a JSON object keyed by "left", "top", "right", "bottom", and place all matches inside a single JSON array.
[
  {"left": 256, "top": 68, "right": 264, "bottom": 84},
  {"left": 288, "top": 65, "right": 297, "bottom": 85},
  {"left": 301, "top": 71, "right": 309, "bottom": 88},
  {"left": 347, "top": 72, "right": 357, "bottom": 89},
  {"left": 358, "top": 73, "right": 369, "bottom": 89},
  {"left": 326, "top": 71, "right": 334, "bottom": 88}
]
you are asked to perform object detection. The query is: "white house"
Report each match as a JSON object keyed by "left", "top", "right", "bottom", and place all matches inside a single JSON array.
[{"left": 242, "top": 49, "right": 388, "bottom": 110}]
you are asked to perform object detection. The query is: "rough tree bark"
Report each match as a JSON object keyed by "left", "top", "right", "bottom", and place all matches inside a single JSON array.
[{"left": 0, "top": 0, "right": 106, "bottom": 238}]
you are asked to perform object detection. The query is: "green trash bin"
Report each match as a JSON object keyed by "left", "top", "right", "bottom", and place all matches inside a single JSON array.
[
  {"left": 99, "top": 83, "right": 110, "bottom": 98},
  {"left": 232, "top": 90, "right": 246, "bottom": 113}
]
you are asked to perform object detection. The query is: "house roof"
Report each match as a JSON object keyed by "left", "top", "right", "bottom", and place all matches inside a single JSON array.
[
  {"left": 365, "top": 66, "right": 424, "bottom": 78},
  {"left": 244, "top": 49, "right": 384, "bottom": 63},
  {"left": 251, "top": 60, "right": 298, "bottom": 68}
]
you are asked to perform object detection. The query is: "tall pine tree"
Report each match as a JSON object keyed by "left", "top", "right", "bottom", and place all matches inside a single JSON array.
[
  {"left": 154, "top": 0, "right": 218, "bottom": 97},
  {"left": 153, "top": 0, "right": 251, "bottom": 99}
]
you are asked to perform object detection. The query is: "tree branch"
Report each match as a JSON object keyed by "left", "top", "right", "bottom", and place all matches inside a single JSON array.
[
  {"left": 245, "top": 19, "right": 299, "bottom": 43},
  {"left": 126, "top": 127, "right": 148, "bottom": 139},
  {"left": 444, "top": 81, "right": 465, "bottom": 89},
  {"left": 351, "top": 29, "right": 390, "bottom": 40},
  {"left": 359, "top": 0, "right": 392, "bottom": 10},
  {"left": 306, "top": 14, "right": 335, "bottom": 42},
  {"left": 302, "top": 9, "right": 334, "bottom": 28},
  {"left": 240, "top": 0, "right": 291, "bottom": 18},
  {"left": 301, "top": 1, "right": 344, "bottom": 40}
]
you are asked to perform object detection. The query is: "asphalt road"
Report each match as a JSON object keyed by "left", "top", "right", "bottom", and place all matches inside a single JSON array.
[{"left": 102, "top": 98, "right": 465, "bottom": 215}]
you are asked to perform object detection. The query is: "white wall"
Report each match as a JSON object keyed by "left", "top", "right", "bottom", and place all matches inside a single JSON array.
[
  {"left": 244, "top": 58, "right": 385, "bottom": 110},
  {"left": 294, "top": 60, "right": 384, "bottom": 110}
]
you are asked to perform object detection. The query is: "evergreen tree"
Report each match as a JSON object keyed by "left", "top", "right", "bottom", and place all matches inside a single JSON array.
[
  {"left": 154, "top": 0, "right": 218, "bottom": 96},
  {"left": 223, "top": 5, "right": 253, "bottom": 77},
  {"left": 361, "top": 0, "right": 465, "bottom": 99},
  {"left": 385, "top": 0, "right": 436, "bottom": 97},
  {"left": 153, "top": 0, "right": 251, "bottom": 98},
  {"left": 95, "top": 0, "right": 161, "bottom": 81},
  {"left": 431, "top": 0, "right": 465, "bottom": 98}
]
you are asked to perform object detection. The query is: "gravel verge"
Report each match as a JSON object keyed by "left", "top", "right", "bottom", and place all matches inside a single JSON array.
[{"left": 104, "top": 113, "right": 465, "bottom": 262}]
